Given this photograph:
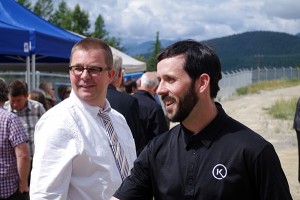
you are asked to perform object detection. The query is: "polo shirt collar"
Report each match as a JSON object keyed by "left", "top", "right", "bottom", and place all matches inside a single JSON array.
[{"left": 182, "top": 102, "right": 226, "bottom": 149}]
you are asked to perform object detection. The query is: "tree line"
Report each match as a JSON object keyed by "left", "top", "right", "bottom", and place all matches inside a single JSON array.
[{"left": 17, "top": 0, "right": 161, "bottom": 71}]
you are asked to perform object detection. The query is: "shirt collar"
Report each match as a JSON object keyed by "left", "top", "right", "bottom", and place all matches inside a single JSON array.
[
  {"left": 69, "top": 91, "right": 112, "bottom": 117},
  {"left": 10, "top": 100, "right": 30, "bottom": 112},
  {"left": 183, "top": 102, "right": 226, "bottom": 150}
]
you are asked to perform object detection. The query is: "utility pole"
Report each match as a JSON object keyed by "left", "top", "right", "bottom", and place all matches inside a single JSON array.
[{"left": 254, "top": 54, "right": 263, "bottom": 82}]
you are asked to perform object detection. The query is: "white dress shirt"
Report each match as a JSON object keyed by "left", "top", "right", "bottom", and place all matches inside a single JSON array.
[{"left": 30, "top": 92, "right": 137, "bottom": 200}]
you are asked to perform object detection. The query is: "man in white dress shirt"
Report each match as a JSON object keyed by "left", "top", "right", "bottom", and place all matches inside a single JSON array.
[{"left": 30, "top": 38, "right": 137, "bottom": 200}]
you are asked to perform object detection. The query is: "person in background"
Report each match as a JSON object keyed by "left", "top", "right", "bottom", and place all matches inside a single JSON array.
[
  {"left": 57, "top": 84, "right": 72, "bottom": 102},
  {"left": 38, "top": 82, "right": 56, "bottom": 110},
  {"left": 111, "top": 40, "right": 292, "bottom": 200},
  {"left": 124, "top": 79, "right": 138, "bottom": 94},
  {"left": 4, "top": 79, "right": 46, "bottom": 159},
  {"left": 107, "top": 55, "right": 144, "bottom": 155},
  {"left": 293, "top": 97, "right": 300, "bottom": 183},
  {"left": 4, "top": 79, "right": 46, "bottom": 187},
  {"left": 133, "top": 71, "right": 169, "bottom": 149},
  {"left": 30, "top": 38, "right": 136, "bottom": 200},
  {"left": 28, "top": 89, "right": 47, "bottom": 111},
  {"left": 0, "top": 78, "right": 31, "bottom": 200}
]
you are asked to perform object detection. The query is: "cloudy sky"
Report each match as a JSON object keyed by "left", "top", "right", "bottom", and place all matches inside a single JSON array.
[{"left": 35, "top": 0, "right": 300, "bottom": 43}]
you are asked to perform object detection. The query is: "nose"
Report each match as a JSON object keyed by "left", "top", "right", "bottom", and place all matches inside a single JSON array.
[
  {"left": 81, "top": 68, "right": 91, "bottom": 79},
  {"left": 12, "top": 102, "right": 18, "bottom": 109},
  {"left": 156, "top": 80, "right": 166, "bottom": 96}
]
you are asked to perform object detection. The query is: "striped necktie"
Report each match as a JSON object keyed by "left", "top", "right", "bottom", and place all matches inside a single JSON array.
[{"left": 98, "top": 110, "right": 129, "bottom": 181}]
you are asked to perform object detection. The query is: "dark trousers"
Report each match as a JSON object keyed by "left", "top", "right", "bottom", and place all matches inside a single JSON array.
[
  {"left": 297, "top": 130, "right": 300, "bottom": 183},
  {"left": 0, "top": 190, "right": 29, "bottom": 200}
]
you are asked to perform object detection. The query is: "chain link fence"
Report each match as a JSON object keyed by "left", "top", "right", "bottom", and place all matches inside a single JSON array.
[
  {"left": 1, "top": 66, "right": 299, "bottom": 100},
  {"left": 218, "top": 67, "right": 300, "bottom": 100}
]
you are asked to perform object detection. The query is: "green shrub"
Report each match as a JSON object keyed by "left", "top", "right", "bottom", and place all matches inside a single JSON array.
[{"left": 265, "top": 97, "right": 298, "bottom": 120}]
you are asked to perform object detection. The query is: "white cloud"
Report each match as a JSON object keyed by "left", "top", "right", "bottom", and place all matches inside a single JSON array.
[{"left": 31, "top": 0, "right": 300, "bottom": 43}]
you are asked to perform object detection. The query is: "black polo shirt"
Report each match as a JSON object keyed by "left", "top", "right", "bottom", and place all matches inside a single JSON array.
[{"left": 114, "top": 103, "right": 292, "bottom": 200}]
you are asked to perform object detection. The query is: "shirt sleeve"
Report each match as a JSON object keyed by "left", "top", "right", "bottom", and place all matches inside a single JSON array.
[
  {"left": 113, "top": 145, "right": 153, "bottom": 200},
  {"left": 30, "top": 113, "right": 79, "bottom": 200},
  {"left": 252, "top": 145, "right": 293, "bottom": 200},
  {"left": 9, "top": 114, "right": 29, "bottom": 147}
]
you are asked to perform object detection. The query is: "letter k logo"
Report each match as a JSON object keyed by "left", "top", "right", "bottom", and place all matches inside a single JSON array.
[{"left": 212, "top": 164, "right": 227, "bottom": 180}]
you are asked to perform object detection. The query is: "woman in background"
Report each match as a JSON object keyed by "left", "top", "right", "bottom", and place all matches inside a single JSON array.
[{"left": 57, "top": 85, "right": 71, "bottom": 102}]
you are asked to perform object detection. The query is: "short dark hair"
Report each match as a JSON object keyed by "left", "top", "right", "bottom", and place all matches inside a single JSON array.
[
  {"left": 157, "top": 39, "right": 222, "bottom": 98},
  {"left": 0, "top": 78, "right": 8, "bottom": 102},
  {"left": 70, "top": 38, "right": 113, "bottom": 70},
  {"left": 124, "top": 80, "right": 137, "bottom": 94},
  {"left": 8, "top": 79, "right": 28, "bottom": 96}
]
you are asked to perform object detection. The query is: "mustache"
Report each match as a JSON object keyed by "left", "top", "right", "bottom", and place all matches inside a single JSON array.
[{"left": 161, "top": 95, "right": 176, "bottom": 102}]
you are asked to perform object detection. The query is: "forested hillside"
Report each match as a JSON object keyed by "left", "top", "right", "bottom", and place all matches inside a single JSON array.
[
  {"left": 127, "top": 31, "right": 300, "bottom": 72},
  {"left": 203, "top": 31, "right": 300, "bottom": 71}
]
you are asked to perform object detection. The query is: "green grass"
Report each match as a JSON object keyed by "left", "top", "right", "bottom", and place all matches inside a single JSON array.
[
  {"left": 236, "top": 79, "right": 300, "bottom": 96},
  {"left": 264, "top": 97, "right": 298, "bottom": 120},
  {"left": 236, "top": 79, "right": 300, "bottom": 120}
]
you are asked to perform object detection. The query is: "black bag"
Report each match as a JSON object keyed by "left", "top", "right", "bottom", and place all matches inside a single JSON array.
[{"left": 294, "top": 97, "right": 300, "bottom": 131}]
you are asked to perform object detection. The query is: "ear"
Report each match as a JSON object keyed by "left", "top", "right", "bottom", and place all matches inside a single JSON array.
[
  {"left": 196, "top": 73, "right": 210, "bottom": 94},
  {"left": 108, "top": 69, "right": 115, "bottom": 82}
]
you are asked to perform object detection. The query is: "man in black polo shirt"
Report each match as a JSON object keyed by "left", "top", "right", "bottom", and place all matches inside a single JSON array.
[{"left": 111, "top": 40, "right": 292, "bottom": 200}]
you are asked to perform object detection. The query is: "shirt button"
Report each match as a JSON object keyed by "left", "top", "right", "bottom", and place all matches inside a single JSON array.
[{"left": 193, "top": 151, "right": 196, "bottom": 155}]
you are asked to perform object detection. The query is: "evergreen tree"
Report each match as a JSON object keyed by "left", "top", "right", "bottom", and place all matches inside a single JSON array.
[
  {"left": 71, "top": 4, "right": 90, "bottom": 35},
  {"left": 33, "top": 0, "right": 54, "bottom": 20},
  {"left": 49, "top": 0, "right": 72, "bottom": 31},
  {"left": 92, "top": 15, "right": 109, "bottom": 39},
  {"left": 91, "top": 14, "right": 124, "bottom": 51},
  {"left": 147, "top": 31, "right": 162, "bottom": 71}
]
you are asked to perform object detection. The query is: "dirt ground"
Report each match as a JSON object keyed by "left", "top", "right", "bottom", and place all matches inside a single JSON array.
[
  {"left": 220, "top": 85, "right": 300, "bottom": 200},
  {"left": 170, "top": 84, "right": 300, "bottom": 199}
]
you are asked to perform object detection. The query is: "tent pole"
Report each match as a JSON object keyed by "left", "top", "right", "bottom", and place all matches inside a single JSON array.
[
  {"left": 31, "top": 54, "right": 36, "bottom": 90},
  {"left": 26, "top": 56, "right": 31, "bottom": 92}
]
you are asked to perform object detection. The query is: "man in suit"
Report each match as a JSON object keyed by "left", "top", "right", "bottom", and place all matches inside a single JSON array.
[
  {"left": 294, "top": 97, "right": 300, "bottom": 183},
  {"left": 133, "top": 72, "right": 169, "bottom": 148},
  {"left": 107, "top": 55, "right": 144, "bottom": 155}
]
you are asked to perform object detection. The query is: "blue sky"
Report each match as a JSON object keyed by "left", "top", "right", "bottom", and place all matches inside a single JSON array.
[{"left": 32, "top": 0, "right": 300, "bottom": 43}]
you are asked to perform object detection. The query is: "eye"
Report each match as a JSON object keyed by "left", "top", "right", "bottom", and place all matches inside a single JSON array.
[
  {"left": 165, "top": 76, "right": 175, "bottom": 83},
  {"left": 89, "top": 67, "right": 102, "bottom": 72},
  {"left": 73, "top": 66, "right": 84, "bottom": 72}
]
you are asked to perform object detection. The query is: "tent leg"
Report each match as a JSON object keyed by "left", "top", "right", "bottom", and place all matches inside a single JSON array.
[
  {"left": 26, "top": 56, "right": 31, "bottom": 92},
  {"left": 31, "top": 54, "right": 36, "bottom": 90}
]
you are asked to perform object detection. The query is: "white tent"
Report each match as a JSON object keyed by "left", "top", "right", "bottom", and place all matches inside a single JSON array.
[{"left": 110, "top": 46, "right": 146, "bottom": 74}]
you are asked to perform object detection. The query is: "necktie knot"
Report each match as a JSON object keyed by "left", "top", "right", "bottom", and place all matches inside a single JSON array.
[{"left": 98, "top": 110, "right": 110, "bottom": 122}]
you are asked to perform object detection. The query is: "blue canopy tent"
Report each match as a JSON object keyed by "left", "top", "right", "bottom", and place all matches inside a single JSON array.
[
  {"left": 0, "top": 0, "right": 82, "bottom": 90},
  {"left": 0, "top": 21, "right": 30, "bottom": 56},
  {"left": 0, "top": 0, "right": 146, "bottom": 90}
]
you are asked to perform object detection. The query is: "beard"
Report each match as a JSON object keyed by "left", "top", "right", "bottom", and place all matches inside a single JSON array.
[{"left": 169, "top": 82, "right": 198, "bottom": 122}]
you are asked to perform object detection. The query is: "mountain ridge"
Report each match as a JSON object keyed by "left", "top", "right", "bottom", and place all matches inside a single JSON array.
[{"left": 125, "top": 31, "right": 300, "bottom": 72}]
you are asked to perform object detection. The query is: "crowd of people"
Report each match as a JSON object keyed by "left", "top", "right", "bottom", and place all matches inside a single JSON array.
[{"left": 0, "top": 38, "right": 294, "bottom": 200}]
